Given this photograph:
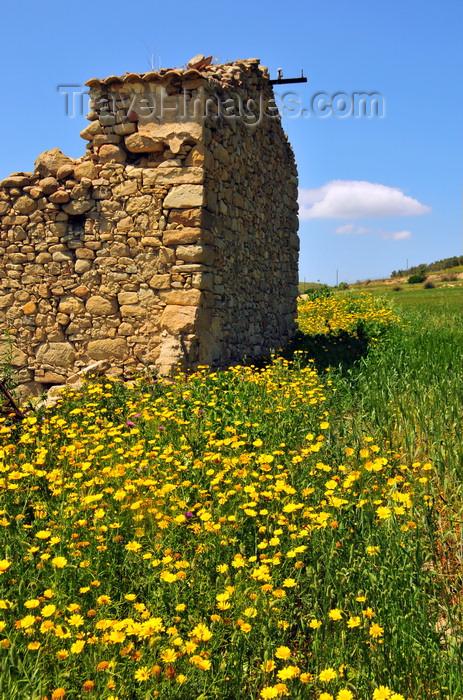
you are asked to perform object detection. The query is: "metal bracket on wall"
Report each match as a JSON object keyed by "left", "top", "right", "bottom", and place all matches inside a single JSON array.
[{"left": 269, "top": 69, "right": 307, "bottom": 85}]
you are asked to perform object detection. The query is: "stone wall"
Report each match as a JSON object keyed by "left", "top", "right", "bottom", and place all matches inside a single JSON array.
[{"left": 0, "top": 57, "right": 299, "bottom": 394}]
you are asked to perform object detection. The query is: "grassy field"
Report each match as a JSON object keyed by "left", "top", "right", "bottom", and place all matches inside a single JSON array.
[
  {"left": 354, "top": 286, "right": 462, "bottom": 309},
  {"left": 0, "top": 288, "right": 461, "bottom": 700}
]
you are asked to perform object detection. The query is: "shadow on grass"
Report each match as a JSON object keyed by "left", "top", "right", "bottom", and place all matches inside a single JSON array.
[{"left": 282, "top": 323, "right": 370, "bottom": 374}]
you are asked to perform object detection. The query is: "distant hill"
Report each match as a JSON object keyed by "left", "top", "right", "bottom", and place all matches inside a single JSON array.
[{"left": 391, "top": 255, "right": 463, "bottom": 278}]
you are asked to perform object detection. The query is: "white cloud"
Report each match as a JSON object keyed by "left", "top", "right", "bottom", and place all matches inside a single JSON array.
[
  {"left": 383, "top": 230, "right": 412, "bottom": 241},
  {"left": 298, "top": 180, "right": 431, "bottom": 220},
  {"left": 335, "top": 223, "right": 370, "bottom": 235},
  {"left": 334, "top": 224, "right": 413, "bottom": 240}
]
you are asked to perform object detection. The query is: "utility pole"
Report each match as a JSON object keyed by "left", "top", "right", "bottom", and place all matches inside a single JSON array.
[{"left": 336, "top": 269, "right": 338, "bottom": 286}]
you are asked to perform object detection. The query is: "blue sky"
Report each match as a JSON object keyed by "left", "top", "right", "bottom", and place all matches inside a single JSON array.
[{"left": 1, "top": 0, "right": 461, "bottom": 283}]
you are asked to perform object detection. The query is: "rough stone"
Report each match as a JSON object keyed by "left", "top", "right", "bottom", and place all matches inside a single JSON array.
[
  {"left": 75, "top": 259, "right": 92, "bottom": 274},
  {"left": 86, "top": 295, "right": 118, "bottom": 315},
  {"left": 1, "top": 175, "right": 32, "bottom": 188},
  {"left": 14, "top": 196, "right": 36, "bottom": 214},
  {"left": 0, "top": 294, "right": 14, "bottom": 309},
  {"left": 56, "top": 164, "right": 75, "bottom": 180},
  {"left": 0, "top": 343, "right": 28, "bottom": 366},
  {"left": 49, "top": 190, "right": 71, "bottom": 204},
  {"left": 120, "top": 304, "right": 144, "bottom": 317},
  {"left": 87, "top": 338, "right": 127, "bottom": 360},
  {"left": 160, "top": 305, "right": 200, "bottom": 334},
  {"left": 113, "top": 122, "right": 137, "bottom": 136},
  {"left": 125, "top": 122, "right": 202, "bottom": 154},
  {"left": 149, "top": 274, "right": 171, "bottom": 289},
  {"left": 40, "top": 371, "right": 67, "bottom": 384},
  {"left": 75, "top": 248, "right": 94, "bottom": 260},
  {"left": 164, "top": 184, "right": 205, "bottom": 209},
  {"left": 117, "top": 292, "right": 138, "bottom": 305},
  {"left": 74, "top": 162, "right": 98, "bottom": 181},
  {"left": 143, "top": 167, "right": 204, "bottom": 186},
  {"left": 98, "top": 145, "right": 127, "bottom": 164},
  {"left": 159, "top": 289, "right": 203, "bottom": 306},
  {"left": 53, "top": 251, "right": 74, "bottom": 263},
  {"left": 35, "top": 148, "right": 74, "bottom": 177},
  {"left": 22, "top": 301, "right": 37, "bottom": 315},
  {"left": 39, "top": 177, "right": 59, "bottom": 194},
  {"left": 72, "top": 285, "right": 91, "bottom": 298},
  {"left": 58, "top": 297, "right": 85, "bottom": 315},
  {"left": 62, "top": 200, "right": 94, "bottom": 215},
  {"left": 168, "top": 208, "right": 204, "bottom": 227},
  {"left": 176, "top": 245, "right": 214, "bottom": 264},
  {"left": 36, "top": 342, "right": 76, "bottom": 368}
]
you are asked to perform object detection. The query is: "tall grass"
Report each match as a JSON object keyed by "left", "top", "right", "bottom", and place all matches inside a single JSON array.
[{"left": 326, "top": 298, "right": 463, "bottom": 699}]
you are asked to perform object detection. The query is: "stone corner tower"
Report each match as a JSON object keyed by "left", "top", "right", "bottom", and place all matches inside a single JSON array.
[{"left": 0, "top": 56, "right": 300, "bottom": 393}]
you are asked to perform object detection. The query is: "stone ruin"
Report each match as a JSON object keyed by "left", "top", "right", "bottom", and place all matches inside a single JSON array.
[{"left": 0, "top": 56, "right": 300, "bottom": 395}]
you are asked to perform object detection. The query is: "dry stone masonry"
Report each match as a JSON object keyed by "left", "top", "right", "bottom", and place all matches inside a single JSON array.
[{"left": 0, "top": 56, "right": 299, "bottom": 394}]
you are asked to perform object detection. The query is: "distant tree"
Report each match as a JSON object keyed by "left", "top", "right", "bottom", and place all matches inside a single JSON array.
[
  {"left": 391, "top": 254, "right": 463, "bottom": 279},
  {"left": 408, "top": 274, "right": 427, "bottom": 284}
]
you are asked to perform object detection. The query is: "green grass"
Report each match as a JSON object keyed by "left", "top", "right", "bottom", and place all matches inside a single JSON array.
[{"left": 358, "top": 286, "right": 463, "bottom": 310}]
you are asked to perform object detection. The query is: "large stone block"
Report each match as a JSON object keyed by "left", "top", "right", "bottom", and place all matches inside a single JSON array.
[
  {"left": 0, "top": 175, "right": 32, "bottom": 188},
  {"left": 156, "top": 335, "right": 184, "bottom": 371},
  {"left": 74, "top": 162, "right": 98, "bottom": 181},
  {"left": 58, "top": 297, "right": 85, "bottom": 315},
  {"left": 160, "top": 305, "right": 211, "bottom": 334},
  {"left": 159, "top": 289, "right": 203, "bottom": 306},
  {"left": 87, "top": 338, "right": 127, "bottom": 360},
  {"left": 125, "top": 195, "right": 153, "bottom": 215},
  {"left": 160, "top": 305, "right": 199, "bottom": 334},
  {"left": 80, "top": 121, "right": 103, "bottom": 140},
  {"left": 35, "top": 148, "right": 74, "bottom": 177},
  {"left": 0, "top": 294, "right": 13, "bottom": 309},
  {"left": 163, "top": 185, "right": 205, "bottom": 209},
  {"left": 49, "top": 190, "right": 70, "bottom": 204},
  {"left": 143, "top": 167, "right": 204, "bottom": 186},
  {"left": 125, "top": 131, "right": 165, "bottom": 154},
  {"left": 98, "top": 145, "right": 127, "bottom": 164},
  {"left": 120, "top": 304, "right": 145, "bottom": 317},
  {"left": 13, "top": 196, "right": 36, "bottom": 214},
  {"left": 0, "top": 343, "right": 28, "bottom": 367},
  {"left": 36, "top": 342, "right": 76, "bottom": 368},
  {"left": 162, "top": 228, "right": 203, "bottom": 245},
  {"left": 168, "top": 208, "right": 205, "bottom": 227},
  {"left": 38, "top": 177, "right": 59, "bottom": 194},
  {"left": 62, "top": 200, "right": 94, "bottom": 215},
  {"left": 125, "top": 122, "right": 203, "bottom": 154},
  {"left": 176, "top": 245, "right": 214, "bottom": 264},
  {"left": 149, "top": 274, "right": 171, "bottom": 289},
  {"left": 113, "top": 180, "right": 138, "bottom": 197},
  {"left": 117, "top": 292, "right": 138, "bottom": 305},
  {"left": 86, "top": 296, "right": 118, "bottom": 316}
]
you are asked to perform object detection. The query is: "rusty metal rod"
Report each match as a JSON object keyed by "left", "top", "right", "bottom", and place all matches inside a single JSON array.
[
  {"left": 0, "top": 377, "right": 27, "bottom": 420},
  {"left": 269, "top": 77, "right": 308, "bottom": 85}
]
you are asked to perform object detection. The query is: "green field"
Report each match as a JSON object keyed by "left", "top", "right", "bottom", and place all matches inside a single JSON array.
[
  {"left": 357, "top": 286, "right": 462, "bottom": 310},
  {"left": 0, "top": 288, "right": 461, "bottom": 699}
]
